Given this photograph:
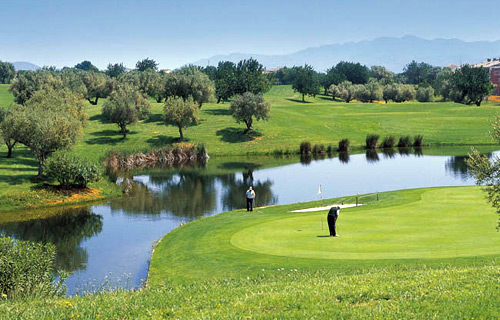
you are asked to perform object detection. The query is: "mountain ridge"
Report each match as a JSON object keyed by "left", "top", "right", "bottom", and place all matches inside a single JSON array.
[{"left": 193, "top": 36, "right": 500, "bottom": 72}]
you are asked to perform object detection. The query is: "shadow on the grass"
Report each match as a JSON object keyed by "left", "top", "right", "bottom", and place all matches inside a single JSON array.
[
  {"left": 146, "top": 135, "right": 189, "bottom": 147},
  {"left": 216, "top": 127, "right": 262, "bottom": 143},
  {"left": 286, "top": 98, "right": 312, "bottom": 104},
  {"left": 86, "top": 130, "right": 136, "bottom": 145},
  {"left": 204, "top": 108, "right": 231, "bottom": 116}
]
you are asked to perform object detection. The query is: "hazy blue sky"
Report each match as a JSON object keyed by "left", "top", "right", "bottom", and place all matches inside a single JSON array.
[{"left": 0, "top": 0, "right": 498, "bottom": 69}]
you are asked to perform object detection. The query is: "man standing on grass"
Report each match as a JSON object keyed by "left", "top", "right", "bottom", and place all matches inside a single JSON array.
[
  {"left": 327, "top": 206, "right": 340, "bottom": 237},
  {"left": 246, "top": 186, "right": 256, "bottom": 211}
]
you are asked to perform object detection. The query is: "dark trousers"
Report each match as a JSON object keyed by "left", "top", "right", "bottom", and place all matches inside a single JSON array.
[
  {"left": 327, "top": 214, "right": 338, "bottom": 236},
  {"left": 246, "top": 198, "right": 254, "bottom": 211}
]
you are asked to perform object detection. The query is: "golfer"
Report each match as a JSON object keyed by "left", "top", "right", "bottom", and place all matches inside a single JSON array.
[
  {"left": 327, "top": 206, "right": 340, "bottom": 237},
  {"left": 246, "top": 186, "right": 256, "bottom": 211}
]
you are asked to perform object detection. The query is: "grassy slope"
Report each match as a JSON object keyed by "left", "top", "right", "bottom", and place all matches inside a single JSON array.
[
  {"left": 2, "top": 187, "right": 500, "bottom": 319},
  {"left": 1, "top": 84, "right": 500, "bottom": 208}
]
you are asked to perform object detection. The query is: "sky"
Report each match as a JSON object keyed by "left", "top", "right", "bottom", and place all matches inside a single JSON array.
[{"left": 0, "top": 0, "right": 499, "bottom": 69}]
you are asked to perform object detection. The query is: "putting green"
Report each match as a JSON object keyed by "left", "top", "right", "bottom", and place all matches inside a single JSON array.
[{"left": 231, "top": 188, "right": 500, "bottom": 259}]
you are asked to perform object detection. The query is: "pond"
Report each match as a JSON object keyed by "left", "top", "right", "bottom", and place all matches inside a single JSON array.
[{"left": 0, "top": 147, "right": 495, "bottom": 295}]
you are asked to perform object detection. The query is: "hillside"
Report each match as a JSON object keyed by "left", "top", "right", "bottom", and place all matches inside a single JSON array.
[{"left": 194, "top": 36, "right": 500, "bottom": 72}]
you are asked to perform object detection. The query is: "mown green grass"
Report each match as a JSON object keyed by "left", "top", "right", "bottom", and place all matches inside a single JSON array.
[
  {"left": 148, "top": 187, "right": 499, "bottom": 284},
  {"left": 1, "top": 83, "right": 499, "bottom": 208},
  {"left": 2, "top": 187, "right": 500, "bottom": 319}
]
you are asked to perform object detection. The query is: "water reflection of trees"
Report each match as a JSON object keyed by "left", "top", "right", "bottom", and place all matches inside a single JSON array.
[
  {"left": 365, "top": 150, "right": 379, "bottom": 163},
  {"left": 111, "top": 172, "right": 217, "bottom": 218},
  {"left": 445, "top": 153, "right": 492, "bottom": 180},
  {"left": 218, "top": 169, "right": 277, "bottom": 211},
  {"left": 0, "top": 207, "right": 102, "bottom": 273}
]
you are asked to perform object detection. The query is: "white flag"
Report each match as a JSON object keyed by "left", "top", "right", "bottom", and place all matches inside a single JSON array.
[{"left": 317, "top": 184, "right": 322, "bottom": 195}]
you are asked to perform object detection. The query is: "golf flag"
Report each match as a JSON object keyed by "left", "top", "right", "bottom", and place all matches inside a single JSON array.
[{"left": 317, "top": 184, "right": 322, "bottom": 195}]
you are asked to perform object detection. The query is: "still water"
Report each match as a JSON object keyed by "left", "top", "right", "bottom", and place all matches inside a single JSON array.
[{"left": 0, "top": 149, "right": 490, "bottom": 295}]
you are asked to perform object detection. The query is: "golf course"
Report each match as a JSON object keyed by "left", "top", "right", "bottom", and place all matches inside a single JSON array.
[{"left": 3, "top": 186, "right": 500, "bottom": 319}]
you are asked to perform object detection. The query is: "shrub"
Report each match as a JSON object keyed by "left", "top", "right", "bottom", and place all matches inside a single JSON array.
[
  {"left": 300, "top": 141, "right": 312, "bottom": 155},
  {"left": 338, "top": 138, "right": 350, "bottom": 152},
  {"left": 416, "top": 87, "right": 434, "bottom": 102},
  {"left": 312, "top": 144, "right": 325, "bottom": 154},
  {"left": 44, "top": 153, "right": 101, "bottom": 188},
  {"left": 365, "top": 134, "right": 379, "bottom": 149},
  {"left": 0, "top": 235, "right": 66, "bottom": 299},
  {"left": 397, "top": 136, "right": 412, "bottom": 148},
  {"left": 326, "top": 144, "right": 334, "bottom": 155},
  {"left": 413, "top": 135, "right": 424, "bottom": 147},
  {"left": 381, "top": 136, "right": 396, "bottom": 148}
]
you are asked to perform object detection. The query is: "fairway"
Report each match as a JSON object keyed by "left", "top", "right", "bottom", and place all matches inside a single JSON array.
[
  {"left": 231, "top": 188, "right": 500, "bottom": 259},
  {"left": 149, "top": 186, "right": 500, "bottom": 285}
]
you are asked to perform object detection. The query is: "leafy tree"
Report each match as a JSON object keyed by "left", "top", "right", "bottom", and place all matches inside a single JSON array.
[
  {"left": 234, "top": 58, "right": 270, "bottom": 95},
  {"left": 8, "top": 90, "right": 85, "bottom": 176},
  {"left": 327, "top": 84, "right": 340, "bottom": 100},
  {"left": 364, "top": 79, "right": 383, "bottom": 102},
  {"left": 200, "top": 65, "right": 217, "bottom": 81},
  {"left": 74, "top": 60, "right": 99, "bottom": 72},
  {"left": 331, "top": 61, "right": 370, "bottom": 85},
  {"left": 102, "top": 85, "right": 151, "bottom": 138},
  {"left": 291, "top": 64, "right": 320, "bottom": 102},
  {"left": 394, "top": 84, "right": 416, "bottom": 102},
  {"left": 80, "top": 71, "right": 114, "bottom": 105},
  {"left": 138, "top": 69, "right": 165, "bottom": 102},
  {"left": 163, "top": 96, "right": 199, "bottom": 141},
  {"left": 0, "top": 61, "right": 16, "bottom": 84},
  {"left": 402, "top": 61, "right": 437, "bottom": 85},
  {"left": 416, "top": 86, "right": 435, "bottom": 102},
  {"left": 452, "top": 65, "right": 494, "bottom": 106},
  {"left": 105, "top": 63, "right": 126, "bottom": 78},
  {"left": 0, "top": 108, "right": 18, "bottom": 158},
  {"left": 382, "top": 84, "right": 398, "bottom": 103},
  {"left": 466, "top": 116, "right": 500, "bottom": 228},
  {"left": 338, "top": 81, "right": 355, "bottom": 103},
  {"left": 370, "top": 66, "right": 394, "bottom": 84},
  {"left": 214, "top": 61, "right": 237, "bottom": 103},
  {"left": 229, "top": 92, "right": 270, "bottom": 131},
  {"left": 9, "top": 69, "right": 63, "bottom": 104},
  {"left": 135, "top": 58, "right": 158, "bottom": 72},
  {"left": 164, "top": 66, "right": 214, "bottom": 107}
]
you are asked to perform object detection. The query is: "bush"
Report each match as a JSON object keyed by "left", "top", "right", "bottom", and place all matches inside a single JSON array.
[
  {"left": 338, "top": 138, "right": 350, "bottom": 152},
  {"left": 397, "top": 136, "right": 412, "bottom": 148},
  {"left": 312, "top": 144, "right": 325, "bottom": 154},
  {"left": 365, "top": 134, "right": 379, "bottom": 149},
  {"left": 416, "top": 87, "right": 434, "bottom": 102},
  {"left": 0, "top": 235, "right": 66, "bottom": 299},
  {"left": 45, "top": 153, "right": 101, "bottom": 188},
  {"left": 381, "top": 136, "right": 396, "bottom": 148},
  {"left": 413, "top": 135, "right": 424, "bottom": 147},
  {"left": 326, "top": 144, "right": 334, "bottom": 155},
  {"left": 300, "top": 141, "right": 312, "bottom": 155}
]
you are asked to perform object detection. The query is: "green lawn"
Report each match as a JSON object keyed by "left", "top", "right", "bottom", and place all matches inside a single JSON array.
[
  {"left": 148, "top": 187, "right": 499, "bottom": 284},
  {"left": 1, "top": 83, "right": 500, "bottom": 209},
  {"left": 3, "top": 187, "right": 500, "bottom": 319}
]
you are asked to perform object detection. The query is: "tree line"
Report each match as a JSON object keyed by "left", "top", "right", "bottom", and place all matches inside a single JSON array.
[{"left": 0, "top": 58, "right": 272, "bottom": 179}]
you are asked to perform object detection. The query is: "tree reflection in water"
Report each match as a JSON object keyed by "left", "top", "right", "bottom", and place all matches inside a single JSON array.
[
  {"left": 0, "top": 207, "right": 102, "bottom": 273},
  {"left": 219, "top": 169, "right": 277, "bottom": 211}
]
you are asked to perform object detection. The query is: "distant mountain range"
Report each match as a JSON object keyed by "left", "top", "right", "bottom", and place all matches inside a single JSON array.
[
  {"left": 193, "top": 36, "right": 500, "bottom": 72},
  {"left": 12, "top": 61, "right": 40, "bottom": 71}
]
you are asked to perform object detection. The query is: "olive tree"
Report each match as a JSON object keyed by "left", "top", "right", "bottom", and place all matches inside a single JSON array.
[
  {"left": 9, "top": 69, "right": 63, "bottom": 104},
  {"left": 0, "top": 108, "right": 18, "bottom": 158},
  {"left": 8, "top": 90, "right": 86, "bottom": 176},
  {"left": 80, "top": 72, "right": 114, "bottom": 105},
  {"left": 229, "top": 92, "right": 270, "bottom": 131},
  {"left": 102, "top": 85, "right": 151, "bottom": 138},
  {"left": 0, "top": 61, "right": 16, "bottom": 84},
  {"left": 165, "top": 66, "right": 215, "bottom": 107},
  {"left": 163, "top": 96, "right": 199, "bottom": 141}
]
